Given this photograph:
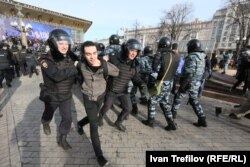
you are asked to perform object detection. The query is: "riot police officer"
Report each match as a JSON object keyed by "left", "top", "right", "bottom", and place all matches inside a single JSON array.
[
  {"left": 0, "top": 42, "right": 14, "bottom": 88},
  {"left": 141, "top": 37, "right": 180, "bottom": 130},
  {"left": 99, "top": 39, "right": 147, "bottom": 132},
  {"left": 171, "top": 39, "right": 207, "bottom": 127},
  {"left": 39, "top": 29, "right": 79, "bottom": 150},
  {"left": 11, "top": 44, "right": 21, "bottom": 77},
  {"left": 105, "top": 34, "right": 121, "bottom": 57},
  {"left": 25, "top": 48, "right": 39, "bottom": 78},
  {"left": 97, "top": 42, "right": 105, "bottom": 58},
  {"left": 130, "top": 46, "right": 153, "bottom": 114},
  {"left": 19, "top": 45, "right": 28, "bottom": 75}
]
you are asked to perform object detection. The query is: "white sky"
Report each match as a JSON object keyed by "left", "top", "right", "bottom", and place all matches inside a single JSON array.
[{"left": 16, "top": 0, "right": 226, "bottom": 41}]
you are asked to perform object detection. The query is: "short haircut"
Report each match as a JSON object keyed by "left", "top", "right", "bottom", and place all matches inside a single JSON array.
[
  {"left": 81, "top": 41, "right": 96, "bottom": 53},
  {"left": 172, "top": 43, "right": 178, "bottom": 50}
]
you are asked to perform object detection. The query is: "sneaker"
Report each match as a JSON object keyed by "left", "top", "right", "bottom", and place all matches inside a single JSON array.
[
  {"left": 114, "top": 121, "right": 126, "bottom": 132},
  {"left": 77, "top": 122, "right": 84, "bottom": 135},
  {"left": 97, "top": 155, "right": 109, "bottom": 167},
  {"left": 43, "top": 123, "right": 51, "bottom": 135}
]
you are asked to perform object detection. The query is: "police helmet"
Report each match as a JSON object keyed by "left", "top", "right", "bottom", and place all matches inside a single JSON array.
[
  {"left": 27, "top": 48, "right": 33, "bottom": 54},
  {"left": 125, "top": 39, "right": 142, "bottom": 51},
  {"left": 187, "top": 39, "right": 203, "bottom": 53},
  {"left": 109, "top": 34, "right": 120, "bottom": 45},
  {"left": 158, "top": 37, "right": 171, "bottom": 50},
  {"left": 97, "top": 43, "right": 105, "bottom": 52},
  {"left": 143, "top": 46, "right": 153, "bottom": 54},
  {"left": 0, "top": 42, "right": 9, "bottom": 50},
  {"left": 47, "top": 29, "right": 72, "bottom": 54}
]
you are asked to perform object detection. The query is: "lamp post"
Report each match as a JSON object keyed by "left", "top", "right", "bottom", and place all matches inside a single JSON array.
[
  {"left": 235, "top": 36, "right": 246, "bottom": 59},
  {"left": 10, "top": 3, "right": 32, "bottom": 48}
]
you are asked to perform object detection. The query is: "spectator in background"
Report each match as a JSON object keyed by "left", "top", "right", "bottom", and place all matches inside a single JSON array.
[
  {"left": 221, "top": 50, "right": 232, "bottom": 74},
  {"left": 210, "top": 52, "right": 218, "bottom": 70}
]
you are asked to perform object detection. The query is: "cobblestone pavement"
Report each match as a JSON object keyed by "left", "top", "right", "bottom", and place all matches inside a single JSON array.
[{"left": 0, "top": 73, "right": 249, "bottom": 167}]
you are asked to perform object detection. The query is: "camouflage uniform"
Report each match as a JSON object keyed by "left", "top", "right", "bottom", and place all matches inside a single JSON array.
[
  {"left": 171, "top": 51, "right": 207, "bottom": 126},
  {"left": 105, "top": 45, "right": 121, "bottom": 57},
  {"left": 146, "top": 51, "right": 179, "bottom": 129},
  {"left": 141, "top": 37, "right": 179, "bottom": 130}
]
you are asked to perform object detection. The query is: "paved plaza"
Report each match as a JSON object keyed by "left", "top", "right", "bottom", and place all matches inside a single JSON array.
[{"left": 0, "top": 73, "right": 250, "bottom": 167}]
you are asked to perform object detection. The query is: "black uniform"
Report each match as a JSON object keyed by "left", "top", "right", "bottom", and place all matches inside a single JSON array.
[
  {"left": 40, "top": 53, "right": 78, "bottom": 130},
  {"left": 25, "top": 50, "right": 39, "bottom": 78},
  {"left": 11, "top": 45, "right": 21, "bottom": 77},
  {"left": 0, "top": 43, "right": 14, "bottom": 88},
  {"left": 39, "top": 29, "right": 78, "bottom": 150}
]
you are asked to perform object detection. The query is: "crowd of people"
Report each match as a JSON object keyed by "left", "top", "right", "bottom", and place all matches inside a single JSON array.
[
  {"left": 0, "top": 37, "right": 42, "bottom": 89},
  {"left": 1, "top": 29, "right": 250, "bottom": 166},
  {"left": 36, "top": 29, "right": 211, "bottom": 167}
]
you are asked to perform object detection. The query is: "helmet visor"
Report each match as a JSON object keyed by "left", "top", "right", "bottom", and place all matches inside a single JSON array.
[
  {"left": 127, "top": 43, "right": 142, "bottom": 51},
  {"left": 53, "top": 35, "right": 73, "bottom": 45}
]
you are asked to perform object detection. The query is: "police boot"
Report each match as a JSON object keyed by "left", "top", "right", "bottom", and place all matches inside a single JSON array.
[
  {"left": 131, "top": 104, "right": 138, "bottom": 115},
  {"left": 139, "top": 97, "right": 148, "bottom": 105},
  {"left": 193, "top": 117, "right": 207, "bottom": 127},
  {"left": 165, "top": 118, "right": 177, "bottom": 131},
  {"left": 141, "top": 117, "right": 155, "bottom": 128},
  {"left": 0, "top": 84, "right": 2, "bottom": 89},
  {"left": 43, "top": 123, "right": 51, "bottom": 135},
  {"left": 58, "top": 135, "right": 72, "bottom": 150}
]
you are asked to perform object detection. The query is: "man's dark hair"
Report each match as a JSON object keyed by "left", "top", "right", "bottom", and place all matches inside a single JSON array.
[
  {"left": 172, "top": 43, "right": 178, "bottom": 50},
  {"left": 81, "top": 41, "right": 97, "bottom": 54}
]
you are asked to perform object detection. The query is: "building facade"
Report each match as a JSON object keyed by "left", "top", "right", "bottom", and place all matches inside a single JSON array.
[{"left": 0, "top": 0, "right": 92, "bottom": 44}]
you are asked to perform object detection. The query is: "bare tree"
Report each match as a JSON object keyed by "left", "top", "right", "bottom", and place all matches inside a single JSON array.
[
  {"left": 226, "top": 0, "right": 250, "bottom": 51},
  {"left": 158, "top": 3, "right": 193, "bottom": 42}
]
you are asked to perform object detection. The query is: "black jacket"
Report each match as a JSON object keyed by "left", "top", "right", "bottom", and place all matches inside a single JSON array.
[{"left": 39, "top": 52, "right": 78, "bottom": 102}]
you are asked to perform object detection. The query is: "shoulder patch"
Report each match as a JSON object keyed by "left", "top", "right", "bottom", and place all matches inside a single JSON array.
[{"left": 40, "top": 60, "right": 48, "bottom": 68}]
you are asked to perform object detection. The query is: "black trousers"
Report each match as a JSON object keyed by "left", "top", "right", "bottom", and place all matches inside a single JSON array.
[
  {"left": 99, "top": 91, "right": 132, "bottom": 122},
  {"left": 41, "top": 98, "right": 72, "bottom": 135},
  {"left": 0, "top": 69, "right": 12, "bottom": 85},
  {"left": 78, "top": 94, "right": 104, "bottom": 157}
]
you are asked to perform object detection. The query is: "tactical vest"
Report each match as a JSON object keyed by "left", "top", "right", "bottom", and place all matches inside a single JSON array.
[
  {"left": 0, "top": 50, "right": 9, "bottom": 70},
  {"left": 41, "top": 55, "right": 76, "bottom": 102}
]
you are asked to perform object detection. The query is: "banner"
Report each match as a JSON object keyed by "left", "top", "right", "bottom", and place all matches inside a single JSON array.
[{"left": 0, "top": 14, "right": 72, "bottom": 41}]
